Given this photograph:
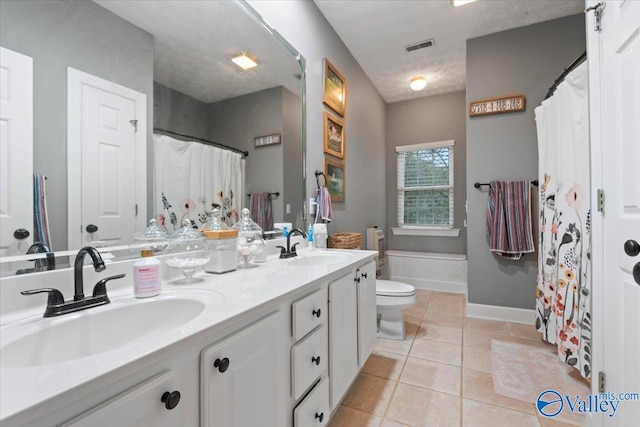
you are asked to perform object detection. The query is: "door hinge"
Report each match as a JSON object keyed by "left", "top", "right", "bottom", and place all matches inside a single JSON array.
[
  {"left": 597, "top": 189, "right": 605, "bottom": 213},
  {"left": 585, "top": 2, "right": 605, "bottom": 32},
  {"left": 129, "top": 119, "right": 138, "bottom": 133},
  {"left": 598, "top": 371, "right": 606, "bottom": 393}
]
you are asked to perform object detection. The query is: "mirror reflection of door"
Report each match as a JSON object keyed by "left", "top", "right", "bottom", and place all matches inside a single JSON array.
[{"left": 67, "top": 68, "right": 147, "bottom": 249}]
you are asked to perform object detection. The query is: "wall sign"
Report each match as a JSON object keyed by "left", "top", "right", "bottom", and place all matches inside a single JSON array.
[
  {"left": 254, "top": 133, "right": 281, "bottom": 147},
  {"left": 469, "top": 95, "right": 525, "bottom": 117}
]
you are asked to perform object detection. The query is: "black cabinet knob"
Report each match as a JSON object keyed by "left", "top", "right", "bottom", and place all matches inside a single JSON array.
[
  {"left": 161, "top": 391, "right": 181, "bottom": 410},
  {"left": 214, "top": 357, "right": 230, "bottom": 373},
  {"left": 354, "top": 276, "right": 360, "bottom": 283},
  {"left": 86, "top": 224, "right": 98, "bottom": 233},
  {"left": 362, "top": 272, "right": 368, "bottom": 278},
  {"left": 312, "top": 356, "right": 321, "bottom": 366},
  {"left": 633, "top": 262, "right": 640, "bottom": 286},
  {"left": 312, "top": 308, "right": 321, "bottom": 318},
  {"left": 624, "top": 239, "right": 640, "bottom": 257},
  {"left": 315, "top": 412, "right": 324, "bottom": 422},
  {"left": 14, "top": 229, "right": 30, "bottom": 240}
]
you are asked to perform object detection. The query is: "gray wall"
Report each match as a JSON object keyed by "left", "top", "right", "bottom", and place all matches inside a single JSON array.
[
  {"left": 154, "top": 82, "right": 209, "bottom": 140},
  {"left": 249, "top": 1, "right": 387, "bottom": 242},
  {"left": 385, "top": 91, "right": 467, "bottom": 254},
  {"left": 466, "top": 14, "right": 585, "bottom": 309},
  {"left": 0, "top": 0, "right": 154, "bottom": 251}
]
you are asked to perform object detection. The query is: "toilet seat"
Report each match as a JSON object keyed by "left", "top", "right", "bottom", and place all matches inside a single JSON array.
[{"left": 376, "top": 279, "right": 416, "bottom": 297}]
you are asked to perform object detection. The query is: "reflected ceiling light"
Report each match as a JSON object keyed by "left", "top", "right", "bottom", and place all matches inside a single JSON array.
[
  {"left": 450, "top": 0, "right": 477, "bottom": 6},
  {"left": 410, "top": 76, "right": 427, "bottom": 91},
  {"left": 231, "top": 53, "right": 258, "bottom": 70}
]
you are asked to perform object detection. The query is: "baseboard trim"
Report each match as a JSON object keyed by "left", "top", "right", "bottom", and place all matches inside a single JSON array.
[
  {"left": 390, "top": 276, "right": 467, "bottom": 295},
  {"left": 466, "top": 303, "right": 535, "bottom": 325}
]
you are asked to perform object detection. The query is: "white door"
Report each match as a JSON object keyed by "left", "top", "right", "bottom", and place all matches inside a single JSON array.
[
  {"left": 0, "top": 47, "right": 33, "bottom": 256},
  {"left": 68, "top": 68, "right": 146, "bottom": 249},
  {"left": 589, "top": 1, "right": 640, "bottom": 425}
]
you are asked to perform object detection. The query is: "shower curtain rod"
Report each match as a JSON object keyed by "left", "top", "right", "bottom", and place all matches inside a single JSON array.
[
  {"left": 153, "top": 128, "right": 249, "bottom": 158},
  {"left": 544, "top": 51, "right": 587, "bottom": 100}
]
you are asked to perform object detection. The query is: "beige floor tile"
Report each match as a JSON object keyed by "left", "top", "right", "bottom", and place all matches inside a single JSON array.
[
  {"left": 510, "top": 337, "right": 557, "bottom": 353},
  {"left": 417, "top": 324, "right": 463, "bottom": 345},
  {"left": 399, "top": 357, "right": 461, "bottom": 396},
  {"left": 423, "top": 310, "right": 464, "bottom": 329},
  {"left": 327, "top": 405, "right": 383, "bottom": 427},
  {"left": 463, "top": 329, "right": 511, "bottom": 349},
  {"left": 404, "top": 306, "right": 427, "bottom": 320},
  {"left": 464, "top": 317, "right": 509, "bottom": 335},
  {"left": 462, "top": 346, "right": 493, "bottom": 373},
  {"left": 341, "top": 373, "right": 396, "bottom": 417},
  {"left": 427, "top": 294, "right": 465, "bottom": 316},
  {"left": 407, "top": 321, "right": 426, "bottom": 339},
  {"left": 537, "top": 415, "right": 585, "bottom": 427},
  {"left": 409, "top": 339, "right": 462, "bottom": 366},
  {"left": 380, "top": 420, "right": 411, "bottom": 427},
  {"left": 463, "top": 399, "right": 541, "bottom": 427},
  {"left": 415, "top": 289, "right": 432, "bottom": 303},
  {"left": 547, "top": 408, "right": 586, "bottom": 426},
  {"left": 404, "top": 311, "right": 425, "bottom": 325},
  {"left": 431, "top": 290, "right": 466, "bottom": 300},
  {"left": 462, "top": 368, "right": 536, "bottom": 415},
  {"left": 385, "top": 382, "right": 460, "bottom": 426},
  {"left": 362, "top": 349, "right": 407, "bottom": 381},
  {"left": 507, "top": 322, "right": 542, "bottom": 341},
  {"left": 375, "top": 337, "right": 414, "bottom": 356}
]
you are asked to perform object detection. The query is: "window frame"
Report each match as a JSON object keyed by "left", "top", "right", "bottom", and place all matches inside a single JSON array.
[{"left": 395, "top": 140, "right": 455, "bottom": 229}]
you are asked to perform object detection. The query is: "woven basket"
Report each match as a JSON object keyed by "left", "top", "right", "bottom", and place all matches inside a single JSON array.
[{"left": 328, "top": 232, "right": 362, "bottom": 250}]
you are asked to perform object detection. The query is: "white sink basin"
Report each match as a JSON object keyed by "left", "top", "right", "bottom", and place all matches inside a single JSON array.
[
  {"left": 288, "top": 251, "right": 354, "bottom": 266},
  {"left": 0, "top": 291, "right": 223, "bottom": 368}
]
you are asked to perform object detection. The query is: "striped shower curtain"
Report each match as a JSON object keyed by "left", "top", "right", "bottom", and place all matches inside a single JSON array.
[{"left": 534, "top": 61, "right": 592, "bottom": 379}]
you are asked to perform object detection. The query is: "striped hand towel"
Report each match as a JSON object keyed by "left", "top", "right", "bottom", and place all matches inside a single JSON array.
[
  {"left": 250, "top": 192, "right": 273, "bottom": 231},
  {"left": 486, "top": 181, "right": 534, "bottom": 260}
]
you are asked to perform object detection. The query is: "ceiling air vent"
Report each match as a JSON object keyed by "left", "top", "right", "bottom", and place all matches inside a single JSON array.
[{"left": 405, "top": 38, "right": 435, "bottom": 53}]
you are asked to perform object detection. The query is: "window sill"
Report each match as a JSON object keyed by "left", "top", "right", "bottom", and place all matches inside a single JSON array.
[{"left": 392, "top": 227, "right": 461, "bottom": 237}]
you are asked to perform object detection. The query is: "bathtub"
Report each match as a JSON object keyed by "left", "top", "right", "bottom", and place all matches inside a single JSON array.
[{"left": 386, "top": 250, "right": 467, "bottom": 294}]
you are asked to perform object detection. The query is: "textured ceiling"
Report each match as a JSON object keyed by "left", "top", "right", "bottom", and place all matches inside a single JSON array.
[
  {"left": 95, "top": 1, "right": 301, "bottom": 104},
  {"left": 314, "top": 0, "right": 585, "bottom": 103}
]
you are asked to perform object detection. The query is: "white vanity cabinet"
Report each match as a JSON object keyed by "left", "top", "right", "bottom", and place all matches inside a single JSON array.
[
  {"left": 200, "top": 310, "right": 288, "bottom": 427},
  {"left": 357, "top": 261, "right": 377, "bottom": 366}
]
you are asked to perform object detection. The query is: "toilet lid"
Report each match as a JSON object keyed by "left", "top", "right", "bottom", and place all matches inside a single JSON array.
[{"left": 376, "top": 280, "right": 416, "bottom": 297}]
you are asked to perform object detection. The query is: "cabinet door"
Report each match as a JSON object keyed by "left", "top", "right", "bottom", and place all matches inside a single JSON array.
[
  {"left": 61, "top": 371, "right": 184, "bottom": 427},
  {"left": 328, "top": 272, "right": 358, "bottom": 409},
  {"left": 357, "top": 261, "right": 378, "bottom": 366},
  {"left": 201, "top": 311, "right": 287, "bottom": 427}
]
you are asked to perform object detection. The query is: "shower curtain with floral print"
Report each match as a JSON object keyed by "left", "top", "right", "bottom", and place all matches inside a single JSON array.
[
  {"left": 534, "top": 61, "right": 592, "bottom": 380},
  {"left": 153, "top": 134, "right": 242, "bottom": 230}
]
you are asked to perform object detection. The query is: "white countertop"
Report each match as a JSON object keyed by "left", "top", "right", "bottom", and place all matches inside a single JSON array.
[{"left": 0, "top": 248, "right": 376, "bottom": 423}]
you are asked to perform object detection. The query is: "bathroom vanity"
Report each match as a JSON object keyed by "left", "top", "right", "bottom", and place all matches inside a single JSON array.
[{"left": 0, "top": 247, "right": 377, "bottom": 427}]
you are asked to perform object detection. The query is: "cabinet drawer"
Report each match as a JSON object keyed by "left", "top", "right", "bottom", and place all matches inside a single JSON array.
[
  {"left": 291, "top": 325, "right": 327, "bottom": 400},
  {"left": 294, "top": 376, "right": 329, "bottom": 427},
  {"left": 292, "top": 289, "right": 326, "bottom": 340}
]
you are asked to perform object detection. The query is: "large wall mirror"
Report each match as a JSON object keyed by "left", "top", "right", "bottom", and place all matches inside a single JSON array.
[{"left": 0, "top": 0, "right": 306, "bottom": 275}]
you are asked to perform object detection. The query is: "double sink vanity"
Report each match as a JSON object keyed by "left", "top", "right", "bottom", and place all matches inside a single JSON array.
[{"left": 0, "top": 240, "right": 377, "bottom": 427}]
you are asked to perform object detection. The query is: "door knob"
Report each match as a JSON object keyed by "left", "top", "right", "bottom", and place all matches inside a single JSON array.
[
  {"left": 14, "top": 229, "right": 30, "bottom": 240},
  {"left": 624, "top": 239, "right": 640, "bottom": 257},
  {"left": 214, "top": 357, "right": 230, "bottom": 373},
  {"left": 86, "top": 224, "right": 99, "bottom": 233},
  {"left": 161, "top": 391, "right": 181, "bottom": 410},
  {"left": 633, "top": 262, "right": 640, "bottom": 286}
]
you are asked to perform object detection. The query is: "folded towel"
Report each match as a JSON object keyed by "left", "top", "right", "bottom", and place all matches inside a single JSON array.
[
  {"left": 315, "top": 186, "right": 332, "bottom": 223},
  {"left": 250, "top": 192, "right": 273, "bottom": 231},
  {"left": 486, "top": 181, "right": 534, "bottom": 260}
]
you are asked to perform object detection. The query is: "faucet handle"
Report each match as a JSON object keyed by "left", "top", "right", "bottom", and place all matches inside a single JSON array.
[
  {"left": 291, "top": 242, "right": 300, "bottom": 254},
  {"left": 92, "top": 274, "right": 126, "bottom": 297},
  {"left": 276, "top": 245, "right": 287, "bottom": 257},
  {"left": 21, "top": 288, "right": 65, "bottom": 306}
]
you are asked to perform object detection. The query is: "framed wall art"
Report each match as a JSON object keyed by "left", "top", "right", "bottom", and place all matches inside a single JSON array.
[
  {"left": 324, "top": 156, "right": 345, "bottom": 202},
  {"left": 323, "top": 58, "right": 347, "bottom": 116},
  {"left": 323, "top": 112, "right": 345, "bottom": 159}
]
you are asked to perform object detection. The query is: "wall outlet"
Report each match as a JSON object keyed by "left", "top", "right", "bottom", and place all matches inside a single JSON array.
[{"left": 286, "top": 204, "right": 291, "bottom": 214}]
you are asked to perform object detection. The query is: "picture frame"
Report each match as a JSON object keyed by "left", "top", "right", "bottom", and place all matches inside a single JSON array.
[
  {"left": 323, "top": 58, "right": 347, "bottom": 116},
  {"left": 323, "top": 112, "right": 345, "bottom": 159},
  {"left": 324, "top": 156, "right": 345, "bottom": 202},
  {"left": 254, "top": 133, "right": 281, "bottom": 147}
]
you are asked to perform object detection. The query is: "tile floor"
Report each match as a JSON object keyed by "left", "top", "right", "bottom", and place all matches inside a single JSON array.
[{"left": 326, "top": 290, "right": 587, "bottom": 427}]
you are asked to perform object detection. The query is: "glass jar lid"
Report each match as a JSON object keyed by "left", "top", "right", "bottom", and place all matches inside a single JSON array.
[
  {"left": 201, "top": 208, "right": 230, "bottom": 231},
  {"left": 231, "top": 208, "right": 262, "bottom": 234},
  {"left": 167, "top": 219, "right": 206, "bottom": 242},
  {"left": 134, "top": 218, "right": 167, "bottom": 241}
]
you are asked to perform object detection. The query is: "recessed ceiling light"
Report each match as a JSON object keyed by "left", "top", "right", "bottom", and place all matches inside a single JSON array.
[
  {"left": 410, "top": 76, "right": 427, "bottom": 91},
  {"left": 450, "top": 0, "right": 477, "bottom": 7},
  {"left": 231, "top": 53, "right": 258, "bottom": 70}
]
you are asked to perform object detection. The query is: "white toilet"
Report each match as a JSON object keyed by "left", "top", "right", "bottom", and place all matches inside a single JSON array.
[{"left": 376, "top": 279, "right": 417, "bottom": 340}]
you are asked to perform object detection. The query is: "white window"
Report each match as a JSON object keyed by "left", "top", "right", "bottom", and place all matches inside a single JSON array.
[{"left": 396, "top": 140, "right": 454, "bottom": 228}]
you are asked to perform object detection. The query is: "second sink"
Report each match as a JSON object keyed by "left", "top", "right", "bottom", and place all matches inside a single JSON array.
[{"left": 287, "top": 250, "right": 354, "bottom": 266}]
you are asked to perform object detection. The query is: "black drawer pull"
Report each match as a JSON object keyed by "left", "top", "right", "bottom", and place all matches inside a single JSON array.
[
  {"left": 362, "top": 272, "right": 368, "bottom": 278},
  {"left": 312, "top": 356, "right": 321, "bottom": 366},
  {"left": 315, "top": 412, "right": 324, "bottom": 422},
  {"left": 312, "top": 308, "right": 321, "bottom": 318},
  {"left": 161, "top": 391, "right": 181, "bottom": 410},
  {"left": 214, "top": 357, "right": 230, "bottom": 373}
]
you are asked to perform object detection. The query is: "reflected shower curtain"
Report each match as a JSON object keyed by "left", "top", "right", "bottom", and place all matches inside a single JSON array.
[
  {"left": 534, "top": 62, "right": 592, "bottom": 379},
  {"left": 153, "top": 134, "right": 242, "bottom": 230}
]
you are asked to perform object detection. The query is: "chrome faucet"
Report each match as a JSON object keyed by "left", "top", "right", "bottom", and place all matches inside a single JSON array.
[
  {"left": 277, "top": 228, "right": 307, "bottom": 259},
  {"left": 21, "top": 246, "right": 125, "bottom": 317}
]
